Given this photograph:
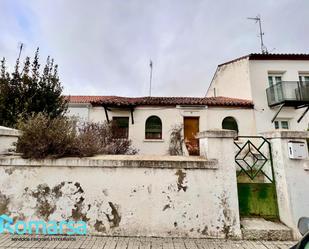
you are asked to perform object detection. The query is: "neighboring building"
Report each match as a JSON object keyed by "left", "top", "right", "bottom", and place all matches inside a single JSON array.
[
  {"left": 66, "top": 96, "right": 254, "bottom": 155},
  {"left": 206, "top": 53, "right": 309, "bottom": 133}
]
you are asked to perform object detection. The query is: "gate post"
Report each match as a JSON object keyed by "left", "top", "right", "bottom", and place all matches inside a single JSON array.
[
  {"left": 262, "top": 130, "right": 309, "bottom": 239},
  {"left": 197, "top": 129, "right": 241, "bottom": 238}
]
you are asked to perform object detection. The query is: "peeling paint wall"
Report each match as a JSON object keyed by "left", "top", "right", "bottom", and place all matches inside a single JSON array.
[
  {"left": 263, "top": 131, "right": 309, "bottom": 238},
  {"left": 0, "top": 154, "right": 240, "bottom": 238}
]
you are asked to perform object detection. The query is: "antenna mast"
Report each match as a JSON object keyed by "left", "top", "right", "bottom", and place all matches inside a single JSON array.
[
  {"left": 247, "top": 15, "right": 268, "bottom": 54},
  {"left": 149, "top": 60, "right": 153, "bottom": 96},
  {"left": 17, "top": 42, "right": 24, "bottom": 61}
]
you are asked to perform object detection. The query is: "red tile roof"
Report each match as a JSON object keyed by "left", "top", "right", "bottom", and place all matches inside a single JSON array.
[
  {"left": 218, "top": 53, "right": 309, "bottom": 67},
  {"left": 65, "top": 95, "right": 114, "bottom": 103},
  {"left": 65, "top": 95, "right": 253, "bottom": 108}
]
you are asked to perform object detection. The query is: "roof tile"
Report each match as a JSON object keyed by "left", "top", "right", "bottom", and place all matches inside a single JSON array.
[
  {"left": 66, "top": 95, "right": 253, "bottom": 108},
  {"left": 219, "top": 53, "right": 309, "bottom": 67}
]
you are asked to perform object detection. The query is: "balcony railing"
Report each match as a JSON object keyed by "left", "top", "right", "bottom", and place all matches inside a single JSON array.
[{"left": 266, "top": 81, "right": 309, "bottom": 107}]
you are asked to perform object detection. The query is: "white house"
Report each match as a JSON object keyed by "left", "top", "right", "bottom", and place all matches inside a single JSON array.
[
  {"left": 206, "top": 53, "right": 309, "bottom": 133},
  {"left": 67, "top": 53, "right": 309, "bottom": 155},
  {"left": 66, "top": 96, "right": 254, "bottom": 155}
]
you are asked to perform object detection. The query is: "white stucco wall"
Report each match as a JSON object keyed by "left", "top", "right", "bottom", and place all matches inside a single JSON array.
[
  {"left": 206, "top": 107, "right": 257, "bottom": 136},
  {"left": 0, "top": 153, "right": 241, "bottom": 238},
  {"left": 0, "top": 126, "right": 20, "bottom": 155},
  {"left": 206, "top": 58, "right": 309, "bottom": 135},
  {"left": 206, "top": 58, "right": 252, "bottom": 99},
  {"left": 249, "top": 60, "right": 309, "bottom": 133},
  {"left": 263, "top": 130, "right": 309, "bottom": 238},
  {"left": 67, "top": 104, "right": 90, "bottom": 121},
  {"left": 67, "top": 105, "right": 255, "bottom": 155}
]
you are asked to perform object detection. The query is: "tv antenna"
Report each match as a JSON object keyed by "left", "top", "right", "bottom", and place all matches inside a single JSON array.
[
  {"left": 247, "top": 15, "right": 268, "bottom": 54},
  {"left": 17, "top": 42, "right": 24, "bottom": 61},
  {"left": 149, "top": 59, "right": 153, "bottom": 96}
]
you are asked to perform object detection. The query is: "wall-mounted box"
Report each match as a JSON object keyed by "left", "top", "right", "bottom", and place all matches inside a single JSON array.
[{"left": 288, "top": 141, "right": 308, "bottom": 159}]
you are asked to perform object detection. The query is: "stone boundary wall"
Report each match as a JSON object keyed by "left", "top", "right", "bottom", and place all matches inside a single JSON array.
[
  {"left": 0, "top": 138, "right": 241, "bottom": 238},
  {"left": 0, "top": 155, "right": 217, "bottom": 169}
]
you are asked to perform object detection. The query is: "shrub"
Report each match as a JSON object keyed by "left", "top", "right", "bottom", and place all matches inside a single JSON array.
[
  {"left": 16, "top": 113, "right": 77, "bottom": 159},
  {"left": 16, "top": 113, "right": 137, "bottom": 159},
  {"left": 76, "top": 122, "right": 138, "bottom": 156}
]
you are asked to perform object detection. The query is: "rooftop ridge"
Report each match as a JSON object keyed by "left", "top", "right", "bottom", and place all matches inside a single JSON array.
[
  {"left": 218, "top": 53, "right": 309, "bottom": 67},
  {"left": 65, "top": 95, "right": 253, "bottom": 108}
]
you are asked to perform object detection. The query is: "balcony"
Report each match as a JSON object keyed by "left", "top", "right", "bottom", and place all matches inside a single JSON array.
[{"left": 266, "top": 81, "right": 309, "bottom": 107}]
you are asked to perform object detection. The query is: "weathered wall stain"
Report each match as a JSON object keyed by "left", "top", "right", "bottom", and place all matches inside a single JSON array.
[
  {"left": 175, "top": 169, "right": 188, "bottom": 192},
  {"left": 71, "top": 196, "right": 89, "bottom": 222},
  {"left": 4, "top": 168, "right": 15, "bottom": 175},
  {"left": 29, "top": 184, "right": 56, "bottom": 221},
  {"left": 23, "top": 181, "right": 90, "bottom": 222},
  {"left": 102, "top": 189, "right": 108, "bottom": 196},
  {"left": 73, "top": 182, "right": 84, "bottom": 195},
  {"left": 161, "top": 194, "right": 175, "bottom": 213},
  {"left": 162, "top": 204, "right": 171, "bottom": 211},
  {"left": 147, "top": 185, "right": 152, "bottom": 194},
  {"left": 201, "top": 225, "right": 208, "bottom": 235},
  {"left": 51, "top": 182, "right": 65, "bottom": 198},
  {"left": 0, "top": 191, "right": 10, "bottom": 214},
  {"left": 94, "top": 219, "right": 106, "bottom": 233},
  {"left": 105, "top": 202, "right": 121, "bottom": 228},
  {"left": 219, "top": 191, "right": 236, "bottom": 239},
  {"left": 37, "top": 200, "right": 56, "bottom": 221},
  {"left": 69, "top": 182, "right": 89, "bottom": 222}
]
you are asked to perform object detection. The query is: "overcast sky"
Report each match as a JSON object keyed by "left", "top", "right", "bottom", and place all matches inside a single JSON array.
[{"left": 0, "top": 0, "right": 308, "bottom": 97}]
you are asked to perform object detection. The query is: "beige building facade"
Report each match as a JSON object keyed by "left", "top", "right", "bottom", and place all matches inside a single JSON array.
[
  {"left": 207, "top": 53, "right": 309, "bottom": 133},
  {"left": 67, "top": 96, "right": 254, "bottom": 155}
]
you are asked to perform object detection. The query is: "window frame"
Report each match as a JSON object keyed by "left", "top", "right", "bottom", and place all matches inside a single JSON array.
[
  {"left": 222, "top": 116, "right": 239, "bottom": 133},
  {"left": 274, "top": 119, "right": 289, "bottom": 130},
  {"left": 145, "top": 115, "right": 162, "bottom": 140},
  {"left": 268, "top": 74, "right": 283, "bottom": 87},
  {"left": 112, "top": 116, "right": 129, "bottom": 139},
  {"left": 299, "top": 74, "right": 309, "bottom": 83}
]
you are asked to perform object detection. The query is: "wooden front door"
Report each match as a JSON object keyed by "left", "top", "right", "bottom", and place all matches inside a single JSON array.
[{"left": 184, "top": 117, "right": 199, "bottom": 155}]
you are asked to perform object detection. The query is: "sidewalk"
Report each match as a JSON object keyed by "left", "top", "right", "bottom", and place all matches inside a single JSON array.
[{"left": 0, "top": 235, "right": 296, "bottom": 249}]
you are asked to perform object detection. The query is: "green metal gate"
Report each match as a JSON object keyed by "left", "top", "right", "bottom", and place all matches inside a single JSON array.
[{"left": 234, "top": 136, "right": 279, "bottom": 219}]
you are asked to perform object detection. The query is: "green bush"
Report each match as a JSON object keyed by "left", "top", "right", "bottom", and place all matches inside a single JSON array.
[{"left": 16, "top": 113, "right": 137, "bottom": 159}]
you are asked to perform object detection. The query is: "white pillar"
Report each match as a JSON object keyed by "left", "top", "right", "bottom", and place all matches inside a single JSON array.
[
  {"left": 262, "top": 130, "right": 309, "bottom": 239},
  {"left": 0, "top": 126, "right": 20, "bottom": 154},
  {"left": 198, "top": 129, "right": 241, "bottom": 238}
]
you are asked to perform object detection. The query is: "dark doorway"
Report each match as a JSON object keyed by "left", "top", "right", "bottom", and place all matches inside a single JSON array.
[{"left": 184, "top": 117, "right": 199, "bottom": 155}]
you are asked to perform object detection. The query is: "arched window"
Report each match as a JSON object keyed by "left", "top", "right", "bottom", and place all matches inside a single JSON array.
[
  {"left": 222, "top": 117, "right": 238, "bottom": 133},
  {"left": 145, "top": 116, "right": 162, "bottom": 139}
]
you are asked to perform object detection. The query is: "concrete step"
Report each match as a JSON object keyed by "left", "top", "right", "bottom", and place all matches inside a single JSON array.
[{"left": 241, "top": 218, "right": 294, "bottom": 241}]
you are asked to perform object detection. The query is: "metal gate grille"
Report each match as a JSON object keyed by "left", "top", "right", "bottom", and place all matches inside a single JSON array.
[
  {"left": 235, "top": 136, "right": 275, "bottom": 183},
  {"left": 234, "top": 136, "right": 278, "bottom": 219}
]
